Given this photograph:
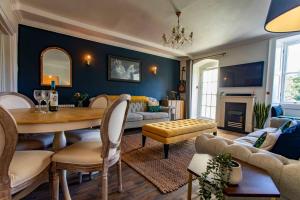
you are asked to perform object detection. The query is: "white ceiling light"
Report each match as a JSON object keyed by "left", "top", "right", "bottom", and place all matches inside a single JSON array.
[{"left": 162, "top": 11, "right": 193, "bottom": 49}]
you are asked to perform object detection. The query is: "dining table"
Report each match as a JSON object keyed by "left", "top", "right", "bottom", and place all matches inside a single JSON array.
[{"left": 9, "top": 107, "right": 105, "bottom": 200}]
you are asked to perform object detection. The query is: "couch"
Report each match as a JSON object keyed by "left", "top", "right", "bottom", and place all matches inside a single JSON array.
[
  {"left": 195, "top": 118, "right": 300, "bottom": 200},
  {"left": 108, "top": 96, "right": 172, "bottom": 129}
]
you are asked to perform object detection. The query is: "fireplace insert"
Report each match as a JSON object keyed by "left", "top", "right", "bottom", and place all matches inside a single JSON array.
[{"left": 224, "top": 102, "right": 247, "bottom": 133}]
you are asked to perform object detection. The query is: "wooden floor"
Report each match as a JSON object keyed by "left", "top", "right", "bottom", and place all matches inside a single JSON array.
[{"left": 23, "top": 129, "right": 243, "bottom": 200}]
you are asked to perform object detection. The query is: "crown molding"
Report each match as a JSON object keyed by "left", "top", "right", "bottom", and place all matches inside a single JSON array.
[
  {"left": 0, "top": 0, "right": 20, "bottom": 34},
  {"left": 16, "top": 3, "right": 189, "bottom": 60}
]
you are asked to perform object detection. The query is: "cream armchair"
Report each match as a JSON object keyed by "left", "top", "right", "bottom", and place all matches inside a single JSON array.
[
  {"left": 0, "top": 106, "right": 54, "bottom": 199},
  {"left": 51, "top": 94, "right": 130, "bottom": 200},
  {"left": 0, "top": 92, "right": 54, "bottom": 150},
  {"left": 65, "top": 94, "right": 110, "bottom": 144}
]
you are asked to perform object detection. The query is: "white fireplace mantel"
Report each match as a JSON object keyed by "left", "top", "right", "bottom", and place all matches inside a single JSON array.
[{"left": 218, "top": 95, "right": 256, "bottom": 133}]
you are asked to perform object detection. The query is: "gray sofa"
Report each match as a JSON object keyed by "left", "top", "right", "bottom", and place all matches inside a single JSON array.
[{"left": 125, "top": 100, "right": 171, "bottom": 129}]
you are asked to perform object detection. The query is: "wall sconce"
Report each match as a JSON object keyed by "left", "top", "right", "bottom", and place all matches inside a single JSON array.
[
  {"left": 85, "top": 54, "right": 92, "bottom": 66},
  {"left": 150, "top": 65, "right": 158, "bottom": 75}
]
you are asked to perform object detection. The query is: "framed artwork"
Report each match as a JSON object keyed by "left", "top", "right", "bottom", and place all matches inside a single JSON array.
[{"left": 108, "top": 55, "right": 141, "bottom": 82}]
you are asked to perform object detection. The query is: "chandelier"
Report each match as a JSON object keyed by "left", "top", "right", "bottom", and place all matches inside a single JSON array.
[{"left": 162, "top": 11, "right": 193, "bottom": 49}]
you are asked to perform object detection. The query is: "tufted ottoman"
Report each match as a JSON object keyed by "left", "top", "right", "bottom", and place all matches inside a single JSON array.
[{"left": 142, "top": 119, "right": 217, "bottom": 158}]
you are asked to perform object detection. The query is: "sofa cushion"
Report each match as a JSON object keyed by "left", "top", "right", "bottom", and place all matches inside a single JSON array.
[
  {"left": 137, "top": 112, "right": 169, "bottom": 120},
  {"left": 271, "top": 123, "right": 300, "bottom": 160},
  {"left": 126, "top": 113, "right": 143, "bottom": 122}
]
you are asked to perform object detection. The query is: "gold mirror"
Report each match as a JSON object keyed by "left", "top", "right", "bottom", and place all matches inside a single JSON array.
[{"left": 41, "top": 47, "right": 72, "bottom": 87}]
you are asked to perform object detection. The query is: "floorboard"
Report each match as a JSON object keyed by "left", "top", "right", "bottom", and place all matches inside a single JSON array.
[{"left": 23, "top": 129, "right": 243, "bottom": 200}]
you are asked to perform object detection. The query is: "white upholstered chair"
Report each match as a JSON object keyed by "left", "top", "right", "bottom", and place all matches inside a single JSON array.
[
  {"left": 51, "top": 94, "right": 130, "bottom": 200},
  {"left": 65, "top": 94, "right": 110, "bottom": 144},
  {"left": 0, "top": 106, "right": 54, "bottom": 200},
  {"left": 0, "top": 92, "right": 54, "bottom": 150}
]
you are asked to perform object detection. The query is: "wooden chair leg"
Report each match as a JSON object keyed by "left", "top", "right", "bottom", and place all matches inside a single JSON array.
[
  {"left": 51, "top": 167, "right": 60, "bottom": 200},
  {"left": 117, "top": 158, "right": 123, "bottom": 192},
  {"left": 0, "top": 183, "right": 11, "bottom": 200},
  {"left": 101, "top": 161, "right": 108, "bottom": 200}
]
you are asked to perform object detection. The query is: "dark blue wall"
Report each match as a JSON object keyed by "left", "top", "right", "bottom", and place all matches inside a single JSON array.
[{"left": 18, "top": 25, "right": 180, "bottom": 104}]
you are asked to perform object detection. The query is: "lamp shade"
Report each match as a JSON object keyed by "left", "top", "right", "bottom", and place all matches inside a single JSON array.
[{"left": 265, "top": 0, "right": 300, "bottom": 33}]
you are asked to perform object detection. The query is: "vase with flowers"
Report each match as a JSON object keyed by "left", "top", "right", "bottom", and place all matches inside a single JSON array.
[{"left": 73, "top": 92, "right": 89, "bottom": 107}]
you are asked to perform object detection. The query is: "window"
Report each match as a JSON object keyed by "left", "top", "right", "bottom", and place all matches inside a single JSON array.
[
  {"left": 273, "top": 39, "right": 300, "bottom": 104},
  {"left": 199, "top": 67, "right": 218, "bottom": 119}
]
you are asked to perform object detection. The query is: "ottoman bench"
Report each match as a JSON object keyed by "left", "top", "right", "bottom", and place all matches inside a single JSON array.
[{"left": 142, "top": 119, "right": 217, "bottom": 158}]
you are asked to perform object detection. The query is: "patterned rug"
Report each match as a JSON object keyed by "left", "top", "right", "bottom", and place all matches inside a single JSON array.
[{"left": 121, "top": 134, "right": 196, "bottom": 193}]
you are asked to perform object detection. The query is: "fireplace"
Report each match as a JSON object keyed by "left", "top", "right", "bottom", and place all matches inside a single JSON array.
[
  {"left": 225, "top": 102, "right": 246, "bottom": 133},
  {"left": 217, "top": 95, "right": 255, "bottom": 133}
]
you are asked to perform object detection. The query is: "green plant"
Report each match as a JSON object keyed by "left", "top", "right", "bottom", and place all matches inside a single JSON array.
[
  {"left": 198, "top": 153, "right": 233, "bottom": 200},
  {"left": 73, "top": 92, "right": 89, "bottom": 107},
  {"left": 254, "top": 102, "right": 271, "bottom": 129}
]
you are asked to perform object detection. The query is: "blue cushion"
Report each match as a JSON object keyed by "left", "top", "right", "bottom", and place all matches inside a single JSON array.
[
  {"left": 271, "top": 123, "right": 300, "bottom": 160},
  {"left": 271, "top": 105, "right": 283, "bottom": 117}
]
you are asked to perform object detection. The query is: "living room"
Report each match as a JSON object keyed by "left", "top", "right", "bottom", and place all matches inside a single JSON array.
[{"left": 0, "top": 0, "right": 299, "bottom": 200}]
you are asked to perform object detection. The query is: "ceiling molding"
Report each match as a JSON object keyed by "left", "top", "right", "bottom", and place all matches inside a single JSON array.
[
  {"left": 0, "top": 0, "right": 20, "bottom": 34},
  {"left": 189, "top": 34, "right": 280, "bottom": 59},
  {"left": 16, "top": 3, "right": 189, "bottom": 60}
]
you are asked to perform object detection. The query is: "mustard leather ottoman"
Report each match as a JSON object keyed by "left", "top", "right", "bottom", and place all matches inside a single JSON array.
[{"left": 142, "top": 119, "right": 217, "bottom": 158}]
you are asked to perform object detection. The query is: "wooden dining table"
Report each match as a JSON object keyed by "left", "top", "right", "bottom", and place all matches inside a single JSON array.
[{"left": 9, "top": 107, "right": 105, "bottom": 200}]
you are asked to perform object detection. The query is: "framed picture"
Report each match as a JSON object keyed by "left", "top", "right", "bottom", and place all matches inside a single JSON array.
[{"left": 108, "top": 55, "right": 142, "bottom": 82}]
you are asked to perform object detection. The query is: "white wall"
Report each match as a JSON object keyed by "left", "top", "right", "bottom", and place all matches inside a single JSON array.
[
  {"left": 192, "top": 40, "right": 270, "bottom": 123},
  {"left": 216, "top": 40, "right": 269, "bottom": 102}
]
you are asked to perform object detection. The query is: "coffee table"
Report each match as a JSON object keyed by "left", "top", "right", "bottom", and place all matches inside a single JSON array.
[{"left": 187, "top": 154, "right": 280, "bottom": 200}]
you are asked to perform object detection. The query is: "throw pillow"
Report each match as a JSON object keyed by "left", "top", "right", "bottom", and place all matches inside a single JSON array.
[
  {"left": 278, "top": 120, "right": 293, "bottom": 132},
  {"left": 271, "top": 105, "right": 283, "bottom": 117},
  {"left": 148, "top": 106, "right": 161, "bottom": 112},
  {"left": 253, "top": 132, "right": 267, "bottom": 148},
  {"left": 259, "top": 129, "right": 282, "bottom": 150},
  {"left": 271, "top": 122, "right": 300, "bottom": 160}
]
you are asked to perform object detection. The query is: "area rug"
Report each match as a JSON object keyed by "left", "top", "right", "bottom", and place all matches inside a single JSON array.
[{"left": 121, "top": 134, "right": 196, "bottom": 193}]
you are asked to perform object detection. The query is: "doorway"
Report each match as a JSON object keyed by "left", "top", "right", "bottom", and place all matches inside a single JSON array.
[{"left": 191, "top": 59, "right": 219, "bottom": 119}]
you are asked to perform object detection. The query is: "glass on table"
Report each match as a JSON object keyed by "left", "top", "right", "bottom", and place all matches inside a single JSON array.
[
  {"left": 34, "top": 90, "right": 44, "bottom": 112},
  {"left": 42, "top": 90, "right": 51, "bottom": 112}
]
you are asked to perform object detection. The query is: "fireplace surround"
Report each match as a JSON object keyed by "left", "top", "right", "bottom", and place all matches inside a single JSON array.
[{"left": 218, "top": 95, "right": 255, "bottom": 133}]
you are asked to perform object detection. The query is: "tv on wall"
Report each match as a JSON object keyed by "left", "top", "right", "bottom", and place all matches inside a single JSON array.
[{"left": 219, "top": 61, "right": 264, "bottom": 87}]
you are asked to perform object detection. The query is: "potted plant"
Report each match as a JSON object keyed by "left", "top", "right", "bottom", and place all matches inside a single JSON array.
[
  {"left": 254, "top": 102, "right": 271, "bottom": 130},
  {"left": 73, "top": 92, "right": 89, "bottom": 107},
  {"left": 198, "top": 153, "right": 242, "bottom": 200}
]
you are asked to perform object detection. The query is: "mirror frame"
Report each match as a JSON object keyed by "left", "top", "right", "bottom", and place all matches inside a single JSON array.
[{"left": 40, "top": 47, "right": 72, "bottom": 87}]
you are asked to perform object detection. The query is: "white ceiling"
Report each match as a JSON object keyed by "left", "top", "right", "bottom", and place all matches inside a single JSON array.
[{"left": 15, "top": 0, "right": 273, "bottom": 59}]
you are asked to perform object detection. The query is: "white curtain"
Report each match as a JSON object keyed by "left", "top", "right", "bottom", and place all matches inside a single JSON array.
[{"left": 0, "top": 32, "right": 17, "bottom": 92}]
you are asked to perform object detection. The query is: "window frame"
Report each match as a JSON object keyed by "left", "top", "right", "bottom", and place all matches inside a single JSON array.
[{"left": 279, "top": 39, "right": 300, "bottom": 104}]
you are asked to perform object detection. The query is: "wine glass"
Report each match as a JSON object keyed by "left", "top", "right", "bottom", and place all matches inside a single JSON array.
[
  {"left": 42, "top": 90, "right": 51, "bottom": 112},
  {"left": 34, "top": 90, "right": 43, "bottom": 112}
]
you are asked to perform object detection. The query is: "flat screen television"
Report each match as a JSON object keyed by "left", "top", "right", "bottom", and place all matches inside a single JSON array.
[{"left": 219, "top": 61, "right": 264, "bottom": 87}]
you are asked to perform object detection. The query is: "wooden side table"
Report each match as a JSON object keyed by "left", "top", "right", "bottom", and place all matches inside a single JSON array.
[
  {"left": 161, "top": 100, "right": 185, "bottom": 120},
  {"left": 187, "top": 154, "right": 280, "bottom": 200}
]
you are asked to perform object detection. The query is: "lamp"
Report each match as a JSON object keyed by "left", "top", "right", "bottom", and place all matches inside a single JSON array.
[
  {"left": 85, "top": 54, "right": 92, "bottom": 66},
  {"left": 265, "top": 0, "right": 300, "bottom": 32},
  {"left": 150, "top": 65, "right": 158, "bottom": 75}
]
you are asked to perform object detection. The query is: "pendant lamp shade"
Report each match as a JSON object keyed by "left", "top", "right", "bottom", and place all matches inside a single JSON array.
[{"left": 265, "top": 0, "right": 300, "bottom": 33}]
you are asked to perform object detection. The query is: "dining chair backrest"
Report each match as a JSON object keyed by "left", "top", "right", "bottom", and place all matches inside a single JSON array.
[
  {"left": 89, "top": 94, "right": 109, "bottom": 109},
  {"left": 0, "top": 106, "right": 18, "bottom": 189},
  {"left": 0, "top": 92, "right": 34, "bottom": 109},
  {"left": 100, "top": 94, "right": 130, "bottom": 160}
]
